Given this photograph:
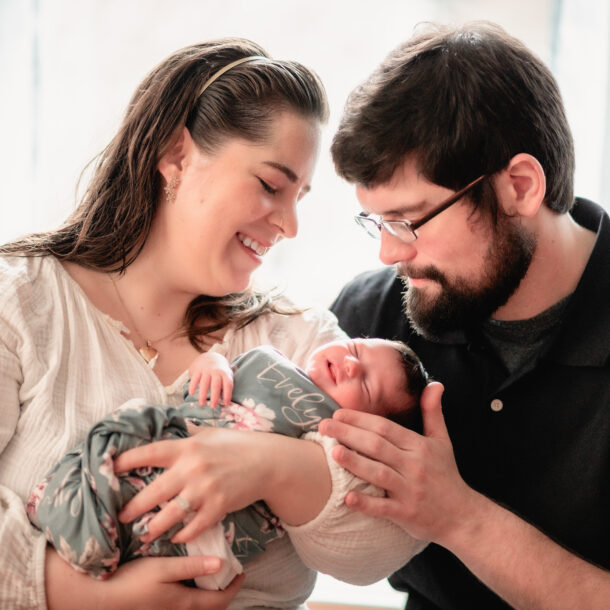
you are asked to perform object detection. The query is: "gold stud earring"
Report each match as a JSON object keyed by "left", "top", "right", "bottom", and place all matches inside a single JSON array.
[{"left": 164, "top": 177, "right": 179, "bottom": 203}]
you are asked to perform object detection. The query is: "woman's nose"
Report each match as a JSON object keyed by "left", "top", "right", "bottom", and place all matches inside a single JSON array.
[
  {"left": 379, "top": 229, "right": 416, "bottom": 266},
  {"left": 272, "top": 201, "right": 298, "bottom": 239}
]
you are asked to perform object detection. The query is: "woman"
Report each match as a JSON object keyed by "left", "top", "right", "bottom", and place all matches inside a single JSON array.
[{"left": 0, "top": 39, "right": 415, "bottom": 609}]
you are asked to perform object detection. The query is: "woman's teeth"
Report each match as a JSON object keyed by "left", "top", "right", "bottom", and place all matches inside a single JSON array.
[{"left": 238, "top": 233, "right": 268, "bottom": 256}]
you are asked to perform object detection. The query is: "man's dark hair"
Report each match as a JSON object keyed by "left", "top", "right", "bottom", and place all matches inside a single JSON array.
[{"left": 331, "top": 21, "right": 575, "bottom": 213}]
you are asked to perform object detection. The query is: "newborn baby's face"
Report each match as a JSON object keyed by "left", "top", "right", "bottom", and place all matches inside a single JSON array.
[{"left": 305, "top": 338, "right": 406, "bottom": 415}]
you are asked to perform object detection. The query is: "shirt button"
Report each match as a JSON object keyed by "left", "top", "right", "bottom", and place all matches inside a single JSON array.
[{"left": 490, "top": 398, "right": 503, "bottom": 412}]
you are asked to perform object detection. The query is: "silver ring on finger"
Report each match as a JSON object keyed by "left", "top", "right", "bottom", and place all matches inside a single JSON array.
[{"left": 174, "top": 494, "right": 192, "bottom": 513}]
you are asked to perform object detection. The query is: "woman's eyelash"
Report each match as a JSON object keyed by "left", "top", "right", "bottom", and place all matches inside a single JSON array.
[{"left": 258, "top": 178, "right": 277, "bottom": 195}]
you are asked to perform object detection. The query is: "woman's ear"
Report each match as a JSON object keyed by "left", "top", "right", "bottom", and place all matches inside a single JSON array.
[
  {"left": 157, "top": 127, "right": 192, "bottom": 182},
  {"left": 493, "top": 153, "right": 546, "bottom": 218}
]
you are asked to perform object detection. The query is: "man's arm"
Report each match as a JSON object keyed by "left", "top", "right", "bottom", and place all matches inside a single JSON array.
[
  {"left": 319, "top": 383, "right": 610, "bottom": 609},
  {"left": 441, "top": 488, "right": 610, "bottom": 609}
]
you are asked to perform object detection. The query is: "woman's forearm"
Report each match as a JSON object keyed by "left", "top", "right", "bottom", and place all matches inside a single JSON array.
[
  {"left": 45, "top": 547, "right": 105, "bottom": 610},
  {"left": 46, "top": 546, "right": 240, "bottom": 609},
  {"left": 257, "top": 434, "right": 331, "bottom": 526}
]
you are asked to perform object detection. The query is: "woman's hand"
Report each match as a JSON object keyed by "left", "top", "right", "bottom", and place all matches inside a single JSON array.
[
  {"left": 114, "top": 427, "right": 270, "bottom": 544},
  {"left": 319, "top": 382, "right": 478, "bottom": 545},
  {"left": 45, "top": 547, "right": 244, "bottom": 610},
  {"left": 114, "top": 426, "right": 331, "bottom": 543}
]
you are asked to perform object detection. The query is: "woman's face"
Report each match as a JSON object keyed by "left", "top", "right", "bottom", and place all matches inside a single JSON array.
[{"left": 151, "top": 111, "right": 321, "bottom": 297}]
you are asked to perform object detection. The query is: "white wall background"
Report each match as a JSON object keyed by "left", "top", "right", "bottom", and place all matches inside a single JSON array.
[{"left": 1, "top": 0, "right": 608, "bottom": 605}]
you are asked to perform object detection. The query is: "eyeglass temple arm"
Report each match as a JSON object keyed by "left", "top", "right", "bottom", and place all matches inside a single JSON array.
[{"left": 410, "top": 174, "right": 486, "bottom": 230}]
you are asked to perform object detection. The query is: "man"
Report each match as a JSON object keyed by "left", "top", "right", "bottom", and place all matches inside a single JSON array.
[{"left": 320, "top": 22, "right": 610, "bottom": 609}]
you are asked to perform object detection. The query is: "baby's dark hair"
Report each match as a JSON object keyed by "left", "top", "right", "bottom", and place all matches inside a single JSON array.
[{"left": 386, "top": 340, "right": 429, "bottom": 433}]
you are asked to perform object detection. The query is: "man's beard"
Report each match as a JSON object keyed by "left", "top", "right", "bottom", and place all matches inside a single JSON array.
[{"left": 401, "top": 215, "right": 536, "bottom": 339}]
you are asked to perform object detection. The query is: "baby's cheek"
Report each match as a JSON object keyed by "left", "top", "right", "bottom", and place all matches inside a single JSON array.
[{"left": 337, "top": 388, "right": 368, "bottom": 413}]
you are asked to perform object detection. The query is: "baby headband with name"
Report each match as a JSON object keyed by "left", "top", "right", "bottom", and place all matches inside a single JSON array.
[{"left": 198, "top": 55, "right": 271, "bottom": 97}]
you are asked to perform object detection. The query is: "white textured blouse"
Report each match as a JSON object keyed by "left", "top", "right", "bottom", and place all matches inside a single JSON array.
[{"left": 0, "top": 255, "right": 424, "bottom": 609}]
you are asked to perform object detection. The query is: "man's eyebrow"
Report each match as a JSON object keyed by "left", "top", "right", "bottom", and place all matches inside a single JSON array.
[
  {"left": 263, "top": 161, "right": 311, "bottom": 193},
  {"left": 366, "top": 200, "right": 429, "bottom": 217}
]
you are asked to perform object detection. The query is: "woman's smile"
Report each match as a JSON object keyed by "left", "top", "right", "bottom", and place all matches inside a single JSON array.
[
  {"left": 237, "top": 232, "right": 272, "bottom": 257},
  {"left": 150, "top": 111, "right": 320, "bottom": 298}
]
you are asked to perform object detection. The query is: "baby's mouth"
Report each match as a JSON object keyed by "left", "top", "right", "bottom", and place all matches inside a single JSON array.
[
  {"left": 327, "top": 361, "right": 337, "bottom": 383},
  {"left": 237, "top": 232, "right": 269, "bottom": 256}
]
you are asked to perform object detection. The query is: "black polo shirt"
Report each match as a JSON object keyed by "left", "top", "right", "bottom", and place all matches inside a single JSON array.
[{"left": 330, "top": 198, "right": 610, "bottom": 609}]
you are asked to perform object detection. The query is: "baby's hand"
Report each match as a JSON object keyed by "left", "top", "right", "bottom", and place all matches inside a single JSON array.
[{"left": 188, "top": 352, "right": 234, "bottom": 408}]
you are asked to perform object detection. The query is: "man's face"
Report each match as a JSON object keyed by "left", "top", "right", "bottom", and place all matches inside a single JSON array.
[{"left": 356, "top": 157, "right": 536, "bottom": 338}]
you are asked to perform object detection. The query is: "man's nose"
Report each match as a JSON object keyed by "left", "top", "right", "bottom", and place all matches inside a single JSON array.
[{"left": 379, "top": 230, "right": 417, "bottom": 266}]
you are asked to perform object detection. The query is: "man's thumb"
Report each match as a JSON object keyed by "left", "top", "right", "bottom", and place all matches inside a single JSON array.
[{"left": 421, "top": 382, "right": 447, "bottom": 438}]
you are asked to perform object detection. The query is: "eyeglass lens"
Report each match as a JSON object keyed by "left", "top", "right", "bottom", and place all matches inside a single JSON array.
[{"left": 354, "top": 216, "right": 416, "bottom": 242}]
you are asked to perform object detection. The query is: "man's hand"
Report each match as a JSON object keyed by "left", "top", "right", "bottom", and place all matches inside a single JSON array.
[{"left": 319, "top": 382, "right": 477, "bottom": 544}]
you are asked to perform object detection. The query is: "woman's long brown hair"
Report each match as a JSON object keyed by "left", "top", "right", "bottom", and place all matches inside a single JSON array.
[{"left": 1, "top": 38, "right": 329, "bottom": 350}]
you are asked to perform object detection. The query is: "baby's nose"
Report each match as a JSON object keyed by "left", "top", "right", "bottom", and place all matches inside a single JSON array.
[{"left": 344, "top": 356, "right": 362, "bottom": 378}]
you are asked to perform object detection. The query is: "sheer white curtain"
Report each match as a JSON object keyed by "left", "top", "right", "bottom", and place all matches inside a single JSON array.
[
  {"left": 0, "top": 0, "right": 559, "bottom": 312},
  {"left": 2, "top": 1, "right": 607, "bottom": 313},
  {"left": 553, "top": 0, "right": 610, "bottom": 208}
]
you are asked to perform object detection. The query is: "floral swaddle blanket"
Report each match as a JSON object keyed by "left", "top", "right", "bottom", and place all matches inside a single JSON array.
[{"left": 27, "top": 345, "right": 340, "bottom": 581}]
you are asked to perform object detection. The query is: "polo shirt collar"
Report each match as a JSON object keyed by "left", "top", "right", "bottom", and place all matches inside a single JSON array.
[{"left": 546, "top": 198, "right": 610, "bottom": 367}]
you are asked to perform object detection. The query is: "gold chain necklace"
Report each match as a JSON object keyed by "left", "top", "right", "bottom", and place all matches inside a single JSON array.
[{"left": 111, "top": 279, "right": 178, "bottom": 364}]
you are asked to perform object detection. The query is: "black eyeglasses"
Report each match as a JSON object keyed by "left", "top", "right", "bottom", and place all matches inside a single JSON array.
[{"left": 354, "top": 174, "right": 486, "bottom": 243}]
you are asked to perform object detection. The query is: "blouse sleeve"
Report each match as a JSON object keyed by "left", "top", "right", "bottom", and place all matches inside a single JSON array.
[
  {"left": 0, "top": 317, "right": 48, "bottom": 608},
  {"left": 265, "top": 305, "right": 348, "bottom": 369},
  {"left": 283, "top": 433, "right": 427, "bottom": 584}
]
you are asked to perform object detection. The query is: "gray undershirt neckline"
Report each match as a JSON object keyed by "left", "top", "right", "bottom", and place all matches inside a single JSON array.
[{"left": 482, "top": 294, "right": 573, "bottom": 375}]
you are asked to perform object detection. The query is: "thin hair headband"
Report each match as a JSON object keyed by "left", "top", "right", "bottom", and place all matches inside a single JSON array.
[{"left": 198, "top": 55, "right": 270, "bottom": 97}]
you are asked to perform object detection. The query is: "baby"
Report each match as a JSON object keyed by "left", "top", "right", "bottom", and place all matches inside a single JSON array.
[{"left": 28, "top": 338, "right": 428, "bottom": 589}]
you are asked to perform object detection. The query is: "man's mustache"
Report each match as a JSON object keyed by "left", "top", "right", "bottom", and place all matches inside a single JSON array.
[{"left": 396, "top": 264, "right": 446, "bottom": 284}]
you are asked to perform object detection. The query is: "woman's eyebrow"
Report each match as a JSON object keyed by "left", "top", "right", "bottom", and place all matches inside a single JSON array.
[
  {"left": 263, "top": 161, "right": 311, "bottom": 193},
  {"left": 263, "top": 161, "right": 297, "bottom": 181}
]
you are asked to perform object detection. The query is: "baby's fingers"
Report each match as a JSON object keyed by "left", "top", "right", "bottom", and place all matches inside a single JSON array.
[
  {"left": 208, "top": 375, "right": 223, "bottom": 408},
  {"left": 188, "top": 371, "right": 202, "bottom": 398},
  {"left": 222, "top": 376, "right": 234, "bottom": 406},
  {"left": 198, "top": 376, "right": 212, "bottom": 406}
]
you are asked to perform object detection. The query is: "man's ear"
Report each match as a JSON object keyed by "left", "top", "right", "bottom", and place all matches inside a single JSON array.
[
  {"left": 157, "top": 126, "right": 192, "bottom": 182},
  {"left": 493, "top": 153, "right": 546, "bottom": 218}
]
